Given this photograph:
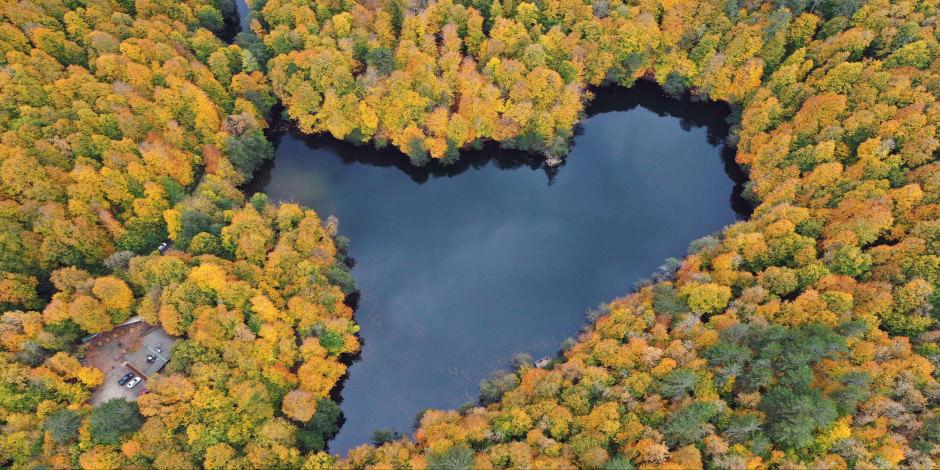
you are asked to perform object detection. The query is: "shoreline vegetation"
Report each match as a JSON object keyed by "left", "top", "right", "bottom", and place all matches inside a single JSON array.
[{"left": 1, "top": 0, "right": 940, "bottom": 469}]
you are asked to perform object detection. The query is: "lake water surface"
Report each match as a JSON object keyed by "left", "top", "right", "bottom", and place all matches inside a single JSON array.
[{"left": 251, "top": 82, "right": 747, "bottom": 452}]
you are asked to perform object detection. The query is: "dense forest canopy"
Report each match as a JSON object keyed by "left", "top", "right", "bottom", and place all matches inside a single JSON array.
[
  {"left": 1, "top": 0, "right": 940, "bottom": 468},
  {"left": 0, "top": 0, "right": 357, "bottom": 468}
]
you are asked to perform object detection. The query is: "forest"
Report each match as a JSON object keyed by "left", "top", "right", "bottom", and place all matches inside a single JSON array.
[
  {"left": 2, "top": 0, "right": 940, "bottom": 468},
  {"left": 0, "top": 0, "right": 357, "bottom": 467}
]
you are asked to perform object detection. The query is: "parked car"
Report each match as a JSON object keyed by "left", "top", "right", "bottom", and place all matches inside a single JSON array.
[
  {"left": 157, "top": 241, "right": 169, "bottom": 254},
  {"left": 146, "top": 354, "right": 156, "bottom": 363},
  {"left": 126, "top": 376, "right": 142, "bottom": 388},
  {"left": 117, "top": 373, "right": 135, "bottom": 385}
]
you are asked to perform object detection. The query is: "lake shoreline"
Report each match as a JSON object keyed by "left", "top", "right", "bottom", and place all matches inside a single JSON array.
[{"left": 226, "top": 1, "right": 751, "bottom": 455}]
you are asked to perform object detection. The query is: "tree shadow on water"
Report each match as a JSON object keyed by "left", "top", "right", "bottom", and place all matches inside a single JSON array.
[{"left": 247, "top": 79, "right": 751, "bottom": 213}]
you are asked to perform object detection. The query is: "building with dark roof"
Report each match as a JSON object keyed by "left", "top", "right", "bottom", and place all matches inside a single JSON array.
[{"left": 123, "top": 327, "right": 174, "bottom": 379}]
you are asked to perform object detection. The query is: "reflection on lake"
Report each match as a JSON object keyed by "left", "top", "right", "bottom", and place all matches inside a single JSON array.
[{"left": 251, "top": 81, "right": 748, "bottom": 453}]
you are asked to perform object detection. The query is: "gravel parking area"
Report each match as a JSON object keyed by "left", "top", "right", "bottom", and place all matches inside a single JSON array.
[
  {"left": 84, "top": 321, "right": 174, "bottom": 406},
  {"left": 91, "top": 365, "right": 146, "bottom": 405}
]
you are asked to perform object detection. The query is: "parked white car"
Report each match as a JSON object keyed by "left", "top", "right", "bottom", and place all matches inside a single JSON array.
[{"left": 126, "top": 376, "right": 142, "bottom": 388}]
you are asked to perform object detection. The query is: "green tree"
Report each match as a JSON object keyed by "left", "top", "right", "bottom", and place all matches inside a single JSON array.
[
  {"left": 118, "top": 217, "right": 168, "bottom": 253},
  {"left": 298, "top": 399, "right": 343, "bottom": 452},
  {"left": 659, "top": 368, "right": 699, "bottom": 400},
  {"left": 89, "top": 399, "right": 143, "bottom": 445},
  {"left": 479, "top": 370, "right": 518, "bottom": 405},
  {"left": 759, "top": 384, "right": 836, "bottom": 451},
  {"left": 318, "top": 329, "right": 346, "bottom": 355},
  {"left": 603, "top": 456, "right": 635, "bottom": 470},
  {"left": 426, "top": 446, "right": 474, "bottom": 470},
  {"left": 664, "top": 401, "right": 719, "bottom": 446},
  {"left": 43, "top": 409, "right": 82, "bottom": 444},
  {"left": 371, "top": 428, "right": 401, "bottom": 446},
  {"left": 226, "top": 130, "right": 273, "bottom": 177}
]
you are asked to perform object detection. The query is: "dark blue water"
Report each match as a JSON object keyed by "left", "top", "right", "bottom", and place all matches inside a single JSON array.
[
  {"left": 251, "top": 83, "right": 747, "bottom": 453},
  {"left": 234, "top": 0, "right": 250, "bottom": 34}
]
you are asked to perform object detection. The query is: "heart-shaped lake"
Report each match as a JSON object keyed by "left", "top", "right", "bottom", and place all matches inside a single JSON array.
[{"left": 250, "top": 81, "right": 748, "bottom": 452}]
